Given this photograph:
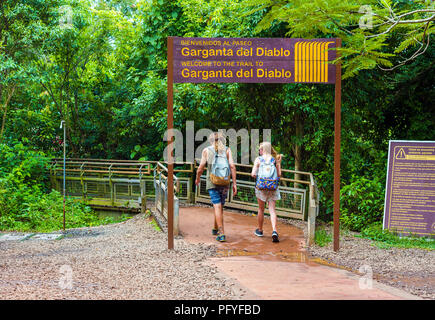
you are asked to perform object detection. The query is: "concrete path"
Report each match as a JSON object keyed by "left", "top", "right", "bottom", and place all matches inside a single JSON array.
[{"left": 179, "top": 207, "right": 421, "bottom": 300}]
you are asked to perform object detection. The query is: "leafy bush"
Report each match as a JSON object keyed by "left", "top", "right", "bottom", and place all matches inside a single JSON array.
[
  {"left": 340, "top": 175, "right": 385, "bottom": 232},
  {"left": 0, "top": 189, "right": 130, "bottom": 232},
  {"left": 359, "top": 223, "right": 396, "bottom": 242},
  {"left": 0, "top": 142, "right": 129, "bottom": 232},
  {"left": 314, "top": 228, "right": 332, "bottom": 247},
  {"left": 0, "top": 142, "right": 49, "bottom": 187}
]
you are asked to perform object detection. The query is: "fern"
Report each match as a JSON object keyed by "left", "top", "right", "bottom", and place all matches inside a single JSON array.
[{"left": 243, "top": 0, "right": 434, "bottom": 78}]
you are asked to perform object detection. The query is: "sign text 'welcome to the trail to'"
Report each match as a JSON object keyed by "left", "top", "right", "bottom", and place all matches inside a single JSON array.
[{"left": 172, "top": 37, "right": 338, "bottom": 84}]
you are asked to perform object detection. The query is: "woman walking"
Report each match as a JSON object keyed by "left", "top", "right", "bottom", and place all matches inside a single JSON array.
[
  {"left": 195, "top": 132, "right": 237, "bottom": 242},
  {"left": 251, "top": 142, "right": 282, "bottom": 242}
]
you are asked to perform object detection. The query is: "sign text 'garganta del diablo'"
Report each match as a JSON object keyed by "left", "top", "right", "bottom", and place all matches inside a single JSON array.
[{"left": 173, "top": 37, "right": 338, "bottom": 84}]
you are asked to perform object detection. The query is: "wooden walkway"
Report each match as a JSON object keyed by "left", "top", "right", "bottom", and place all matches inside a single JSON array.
[{"left": 50, "top": 158, "right": 320, "bottom": 243}]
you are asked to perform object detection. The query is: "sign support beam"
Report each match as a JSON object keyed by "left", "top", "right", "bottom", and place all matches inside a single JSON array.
[
  {"left": 167, "top": 36, "right": 174, "bottom": 250},
  {"left": 333, "top": 38, "right": 342, "bottom": 252}
]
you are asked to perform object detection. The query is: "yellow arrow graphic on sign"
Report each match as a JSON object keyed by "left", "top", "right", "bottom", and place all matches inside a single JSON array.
[{"left": 295, "top": 41, "right": 334, "bottom": 83}]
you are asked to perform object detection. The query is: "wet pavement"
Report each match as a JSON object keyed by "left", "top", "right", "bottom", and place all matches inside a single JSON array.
[{"left": 179, "top": 207, "right": 421, "bottom": 300}]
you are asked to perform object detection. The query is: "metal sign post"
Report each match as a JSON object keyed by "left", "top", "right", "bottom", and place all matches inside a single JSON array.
[
  {"left": 333, "top": 38, "right": 342, "bottom": 252},
  {"left": 167, "top": 37, "right": 174, "bottom": 250},
  {"left": 167, "top": 37, "right": 342, "bottom": 251},
  {"left": 60, "top": 120, "right": 66, "bottom": 232}
]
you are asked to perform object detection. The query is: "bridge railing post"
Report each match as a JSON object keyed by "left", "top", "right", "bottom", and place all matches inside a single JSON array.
[
  {"left": 141, "top": 194, "right": 147, "bottom": 214},
  {"left": 307, "top": 174, "right": 320, "bottom": 246},
  {"left": 173, "top": 195, "right": 179, "bottom": 236},
  {"left": 80, "top": 162, "right": 86, "bottom": 202},
  {"left": 139, "top": 164, "right": 147, "bottom": 213},
  {"left": 188, "top": 163, "right": 195, "bottom": 203},
  {"left": 153, "top": 166, "right": 159, "bottom": 211},
  {"left": 109, "top": 164, "right": 114, "bottom": 206},
  {"left": 161, "top": 172, "right": 165, "bottom": 216}
]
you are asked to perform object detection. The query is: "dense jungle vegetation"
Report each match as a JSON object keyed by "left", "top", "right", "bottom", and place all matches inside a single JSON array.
[{"left": 0, "top": 0, "right": 434, "bottom": 234}]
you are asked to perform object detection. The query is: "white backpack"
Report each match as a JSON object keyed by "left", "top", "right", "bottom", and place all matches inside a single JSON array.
[{"left": 209, "top": 146, "right": 230, "bottom": 186}]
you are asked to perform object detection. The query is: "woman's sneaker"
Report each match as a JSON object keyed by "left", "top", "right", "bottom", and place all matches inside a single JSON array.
[
  {"left": 216, "top": 234, "right": 226, "bottom": 242},
  {"left": 212, "top": 228, "right": 219, "bottom": 236},
  {"left": 272, "top": 231, "right": 279, "bottom": 243},
  {"left": 254, "top": 229, "right": 264, "bottom": 237}
]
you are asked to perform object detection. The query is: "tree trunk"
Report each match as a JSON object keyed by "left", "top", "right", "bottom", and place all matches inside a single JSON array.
[{"left": 0, "top": 85, "right": 16, "bottom": 143}]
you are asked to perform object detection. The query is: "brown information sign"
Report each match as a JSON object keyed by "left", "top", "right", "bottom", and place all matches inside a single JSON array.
[
  {"left": 166, "top": 36, "right": 343, "bottom": 251},
  {"left": 172, "top": 37, "right": 337, "bottom": 83},
  {"left": 384, "top": 140, "right": 435, "bottom": 237}
]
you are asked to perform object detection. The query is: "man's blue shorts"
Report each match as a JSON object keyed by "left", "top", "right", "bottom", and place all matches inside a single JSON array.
[{"left": 208, "top": 187, "right": 229, "bottom": 205}]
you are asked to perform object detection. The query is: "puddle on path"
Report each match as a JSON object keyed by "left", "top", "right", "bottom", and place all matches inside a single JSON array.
[
  {"left": 180, "top": 207, "right": 353, "bottom": 271},
  {"left": 216, "top": 248, "right": 356, "bottom": 271},
  {"left": 216, "top": 248, "right": 328, "bottom": 266},
  {"left": 216, "top": 249, "right": 261, "bottom": 258}
]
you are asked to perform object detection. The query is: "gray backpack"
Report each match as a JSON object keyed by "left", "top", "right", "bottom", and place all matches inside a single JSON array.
[{"left": 209, "top": 146, "right": 230, "bottom": 186}]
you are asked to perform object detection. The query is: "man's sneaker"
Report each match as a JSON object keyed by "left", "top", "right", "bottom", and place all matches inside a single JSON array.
[
  {"left": 272, "top": 231, "right": 279, "bottom": 243},
  {"left": 212, "top": 228, "right": 219, "bottom": 236},
  {"left": 254, "top": 229, "right": 264, "bottom": 237},
  {"left": 216, "top": 234, "right": 226, "bottom": 242}
]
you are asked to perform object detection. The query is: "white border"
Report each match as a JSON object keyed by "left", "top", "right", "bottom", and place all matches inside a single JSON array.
[{"left": 383, "top": 140, "right": 392, "bottom": 230}]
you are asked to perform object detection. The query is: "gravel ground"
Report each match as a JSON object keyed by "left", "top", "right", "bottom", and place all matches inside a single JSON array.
[
  {"left": 2, "top": 203, "right": 433, "bottom": 300},
  {"left": 279, "top": 218, "right": 435, "bottom": 300},
  {"left": 0, "top": 213, "right": 238, "bottom": 300}
]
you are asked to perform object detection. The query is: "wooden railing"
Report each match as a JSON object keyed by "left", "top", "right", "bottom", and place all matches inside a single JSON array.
[
  {"left": 50, "top": 158, "right": 320, "bottom": 244},
  {"left": 153, "top": 161, "right": 180, "bottom": 235}
]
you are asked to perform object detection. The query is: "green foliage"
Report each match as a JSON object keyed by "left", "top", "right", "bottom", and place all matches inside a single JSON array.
[
  {"left": 358, "top": 223, "right": 435, "bottom": 250},
  {"left": 0, "top": 0, "right": 434, "bottom": 234},
  {"left": 340, "top": 176, "right": 385, "bottom": 232},
  {"left": 314, "top": 228, "right": 333, "bottom": 247},
  {"left": 0, "top": 142, "right": 128, "bottom": 232},
  {"left": 149, "top": 218, "right": 162, "bottom": 232},
  {"left": 0, "top": 142, "right": 49, "bottom": 188},
  {"left": 0, "top": 189, "right": 129, "bottom": 232},
  {"left": 244, "top": 0, "right": 435, "bottom": 78}
]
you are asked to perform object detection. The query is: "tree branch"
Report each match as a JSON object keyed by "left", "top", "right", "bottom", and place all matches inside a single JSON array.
[
  {"left": 378, "top": 22, "right": 431, "bottom": 71},
  {"left": 40, "top": 81, "right": 63, "bottom": 118}
]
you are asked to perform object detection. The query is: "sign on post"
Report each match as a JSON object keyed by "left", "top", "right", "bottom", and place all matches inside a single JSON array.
[
  {"left": 384, "top": 140, "right": 435, "bottom": 237},
  {"left": 167, "top": 36, "right": 342, "bottom": 250}
]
